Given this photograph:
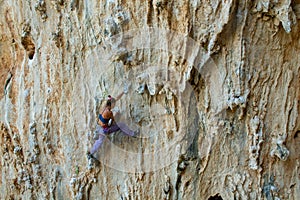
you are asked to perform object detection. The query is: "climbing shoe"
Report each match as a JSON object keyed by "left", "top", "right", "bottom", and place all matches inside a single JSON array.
[
  {"left": 87, "top": 151, "right": 95, "bottom": 160},
  {"left": 132, "top": 129, "right": 140, "bottom": 138}
]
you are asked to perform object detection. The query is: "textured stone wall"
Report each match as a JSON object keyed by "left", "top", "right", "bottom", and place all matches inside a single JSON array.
[{"left": 0, "top": 0, "right": 299, "bottom": 199}]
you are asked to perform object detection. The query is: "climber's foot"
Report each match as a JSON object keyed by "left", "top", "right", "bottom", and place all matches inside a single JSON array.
[
  {"left": 87, "top": 151, "right": 92, "bottom": 159},
  {"left": 87, "top": 152, "right": 100, "bottom": 167},
  {"left": 132, "top": 129, "right": 141, "bottom": 138},
  {"left": 87, "top": 151, "right": 97, "bottom": 160}
]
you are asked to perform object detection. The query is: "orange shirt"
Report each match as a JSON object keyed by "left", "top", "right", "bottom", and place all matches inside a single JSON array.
[{"left": 98, "top": 107, "right": 114, "bottom": 127}]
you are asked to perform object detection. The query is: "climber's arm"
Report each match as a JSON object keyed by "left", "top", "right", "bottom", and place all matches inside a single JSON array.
[
  {"left": 109, "top": 111, "right": 115, "bottom": 121},
  {"left": 115, "top": 91, "right": 124, "bottom": 102}
]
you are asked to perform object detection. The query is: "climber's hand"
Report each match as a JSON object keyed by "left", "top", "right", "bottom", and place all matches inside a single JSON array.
[{"left": 123, "top": 82, "right": 130, "bottom": 94}]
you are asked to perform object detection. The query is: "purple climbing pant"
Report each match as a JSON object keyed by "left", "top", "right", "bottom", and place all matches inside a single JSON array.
[{"left": 90, "top": 122, "right": 135, "bottom": 154}]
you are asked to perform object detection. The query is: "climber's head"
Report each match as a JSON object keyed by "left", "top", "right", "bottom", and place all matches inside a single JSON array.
[{"left": 106, "top": 95, "right": 116, "bottom": 108}]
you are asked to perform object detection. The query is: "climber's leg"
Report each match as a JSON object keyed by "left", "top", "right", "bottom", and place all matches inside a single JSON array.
[
  {"left": 116, "top": 122, "right": 135, "bottom": 136},
  {"left": 90, "top": 126, "right": 105, "bottom": 154},
  {"left": 90, "top": 134, "right": 105, "bottom": 155},
  {"left": 106, "top": 123, "right": 120, "bottom": 134}
]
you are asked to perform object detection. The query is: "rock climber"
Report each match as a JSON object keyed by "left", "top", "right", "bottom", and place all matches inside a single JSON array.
[{"left": 87, "top": 91, "right": 138, "bottom": 160}]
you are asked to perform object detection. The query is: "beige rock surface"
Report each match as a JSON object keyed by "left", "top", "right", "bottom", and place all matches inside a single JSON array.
[{"left": 0, "top": 0, "right": 299, "bottom": 199}]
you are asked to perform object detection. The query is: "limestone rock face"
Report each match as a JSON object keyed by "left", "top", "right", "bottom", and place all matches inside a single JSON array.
[{"left": 0, "top": 0, "right": 299, "bottom": 199}]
